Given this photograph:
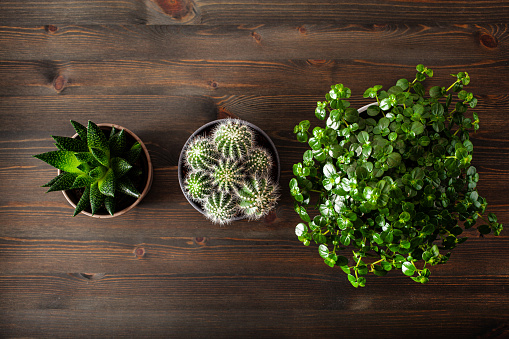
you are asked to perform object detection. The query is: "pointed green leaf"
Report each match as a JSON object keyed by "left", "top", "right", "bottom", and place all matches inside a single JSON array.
[
  {"left": 109, "top": 126, "right": 117, "bottom": 139},
  {"left": 126, "top": 142, "right": 142, "bottom": 164},
  {"left": 117, "top": 177, "right": 140, "bottom": 198},
  {"left": 87, "top": 121, "right": 109, "bottom": 154},
  {"left": 47, "top": 172, "right": 78, "bottom": 192},
  {"left": 111, "top": 157, "right": 132, "bottom": 178},
  {"left": 90, "top": 147, "right": 109, "bottom": 167},
  {"left": 74, "top": 152, "right": 100, "bottom": 166},
  {"left": 51, "top": 136, "right": 88, "bottom": 152},
  {"left": 109, "top": 130, "right": 126, "bottom": 158},
  {"left": 70, "top": 173, "right": 96, "bottom": 189},
  {"left": 98, "top": 168, "right": 115, "bottom": 197},
  {"left": 71, "top": 120, "right": 88, "bottom": 142},
  {"left": 77, "top": 163, "right": 90, "bottom": 173},
  {"left": 42, "top": 172, "right": 65, "bottom": 187},
  {"left": 89, "top": 165, "right": 107, "bottom": 180},
  {"left": 34, "top": 151, "right": 83, "bottom": 174},
  {"left": 90, "top": 182, "right": 105, "bottom": 215},
  {"left": 104, "top": 196, "right": 115, "bottom": 216},
  {"left": 73, "top": 186, "right": 90, "bottom": 217}
]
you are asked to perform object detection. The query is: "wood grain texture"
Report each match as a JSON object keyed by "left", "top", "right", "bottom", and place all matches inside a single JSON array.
[
  {"left": 0, "top": 24, "right": 507, "bottom": 61},
  {"left": 1, "top": 0, "right": 509, "bottom": 25},
  {"left": 1, "top": 309, "right": 507, "bottom": 338},
  {"left": 1, "top": 272, "right": 508, "bottom": 310},
  {"left": 1, "top": 60, "right": 508, "bottom": 97},
  {"left": 1, "top": 0, "right": 509, "bottom": 337}
]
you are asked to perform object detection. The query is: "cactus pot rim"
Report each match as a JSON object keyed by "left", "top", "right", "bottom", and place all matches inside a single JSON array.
[
  {"left": 178, "top": 119, "right": 281, "bottom": 221},
  {"left": 58, "top": 123, "right": 153, "bottom": 218}
]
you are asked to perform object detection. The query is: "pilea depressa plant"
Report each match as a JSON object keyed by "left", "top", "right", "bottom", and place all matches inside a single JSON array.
[
  {"left": 291, "top": 65, "right": 503, "bottom": 287},
  {"left": 34, "top": 120, "right": 144, "bottom": 216},
  {"left": 183, "top": 119, "right": 279, "bottom": 224}
]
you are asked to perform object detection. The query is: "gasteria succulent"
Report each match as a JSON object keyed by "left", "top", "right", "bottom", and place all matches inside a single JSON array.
[
  {"left": 34, "top": 120, "right": 144, "bottom": 216},
  {"left": 291, "top": 65, "right": 503, "bottom": 287},
  {"left": 183, "top": 119, "right": 279, "bottom": 224}
]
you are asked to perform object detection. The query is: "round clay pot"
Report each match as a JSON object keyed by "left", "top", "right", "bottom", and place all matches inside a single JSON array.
[
  {"left": 59, "top": 123, "right": 153, "bottom": 218},
  {"left": 178, "top": 119, "right": 280, "bottom": 221}
]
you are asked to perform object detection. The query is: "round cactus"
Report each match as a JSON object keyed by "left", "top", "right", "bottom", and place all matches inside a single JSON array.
[
  {"left": 204, "top": 191, "right": 237, "bottom": 224},
  {"left": 185, "top": 171, "right": 213, "bottom": 201},
  {"left": 237, "top": 176, "right": 279, "bottom": 219},
  {"left": 244, "top": 147, "right": 273, "bottom": 175},
  {"left": 212, "top": 158, "right": 245, "bottom": 192},
  {"left": 213, "top": 119, "right": 253, "bottom": 160},
  {"left": 185, "top": 136, "right": 219, "bottom": 170}
]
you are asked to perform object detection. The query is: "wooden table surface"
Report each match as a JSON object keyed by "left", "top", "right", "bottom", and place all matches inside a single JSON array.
[{"left": 1, "top": 1, "right": 508, "bottom": 338}]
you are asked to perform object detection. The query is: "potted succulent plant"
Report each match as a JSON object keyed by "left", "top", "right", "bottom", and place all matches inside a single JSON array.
[
  {"left": 178, "top": 119, "right": 280, "bottom": 224},
  {"left": 34, "top": 120, "right": 153, "bottom": 218},
  {"left": 291, "top": 65, "right": 503, "bottom": 287}
]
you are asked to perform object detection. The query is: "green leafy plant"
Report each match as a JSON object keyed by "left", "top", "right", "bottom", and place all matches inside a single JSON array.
[
  {"left": 34, "top": 120, "right": 143, "bottom": 216},
  {"left": 184, "top": 119, "right": 279, "bottom": 224},
  {"left": 291, "top": 65, "right": 503, "bottom": 287}
]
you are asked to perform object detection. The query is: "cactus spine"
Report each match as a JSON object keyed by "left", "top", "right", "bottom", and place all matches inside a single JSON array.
[
  {"left": 212, "top": 158, "right": 245, "bottom": 192},
  {"left": 238, "top": 176, "right": 279, "bottom": 219},
  {"left": 183, "top": 119, "right": 279, "bottom": 224},
  {"left": 244, "top": 147, "right": 273, "bottom": 175},
  {"left": 213, "top": 119, "right": 253, "bottom": 160},
  {"left": 185, "top": 137, "right": 218, "bottom": 170},
  {"left": 204, "top": 191, "right": 237, "bottom": 224},
  {"left": 185, "top": 171, "right": 213, "bottom": 201}
]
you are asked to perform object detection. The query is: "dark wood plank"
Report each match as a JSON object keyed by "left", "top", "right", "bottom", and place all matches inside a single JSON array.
[
  {"left": 1, "top": 273, "right": 508, "bottom": 311},
  {"left": 0, "top": 24, "right": 507, "bottom": 61},
  {"left": 0, "top": 60, "right": 508, "bottom": 97},
  {"left": 1, "top": 0, "right": 508, "bottom": 25},
  {"left": 0, "top": 0, "right": 147, "bottom": 25},
  {"left": 1, "top": 309, "right": 507, "bottom": 338}
]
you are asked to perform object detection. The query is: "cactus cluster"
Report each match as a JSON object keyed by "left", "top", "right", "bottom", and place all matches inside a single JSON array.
[
  {"left": 183, "top": 119, "right": 279, "bottom": 224},
  {"left": 34, "top": 120, "right": 144, "bottom": 216}
]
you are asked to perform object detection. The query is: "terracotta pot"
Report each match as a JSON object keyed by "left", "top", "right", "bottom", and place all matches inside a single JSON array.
[
  {"left": 59, "top": 123, "right": 153, "bottom": 218},
  {"left": 178, "top": 119, "right": 280, "bottom": 220}
]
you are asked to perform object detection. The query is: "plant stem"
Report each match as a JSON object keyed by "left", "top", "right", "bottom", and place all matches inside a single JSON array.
[{"left": 446, "top": 80, "right": 460, "bottom": 92}]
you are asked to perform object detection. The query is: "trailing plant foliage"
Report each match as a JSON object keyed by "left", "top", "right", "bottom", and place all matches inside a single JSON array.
[
  {"left": 184, "top": 119, "right": 279, "bottom": 224},
  {"left": 291, "top": 65, "right": 503, "bottom": 287},
  {"left": 34, "top": 121, "right": 143, "bottom": 216}
]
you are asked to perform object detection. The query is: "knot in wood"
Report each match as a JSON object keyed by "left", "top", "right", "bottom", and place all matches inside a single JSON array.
[
  {"left": 251, "top": 31, "right": 262, "bottom": 44},
  {"left": 480, "top": 33, "right": 498, "bottom": 49},
  {"left": 153, "top": 0, "right": 194, "bottom": 20},
  {"left": 134, "top": 247, "right": 146, "bottom": 257},
  {"left": 307, "top": 59, "right": 328, "bottom": 66},
  {"left": 194, "top": 237, "right": 208, "bottom": 245},
  {"left": 52, "top": 75, "right": 67, "bottom": 92},
  {"left": 45, "top": 25, "right": 58, "bottom": 33},
  {"left": 79, "top": 273, "right": 105, "bottom": 280}
]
